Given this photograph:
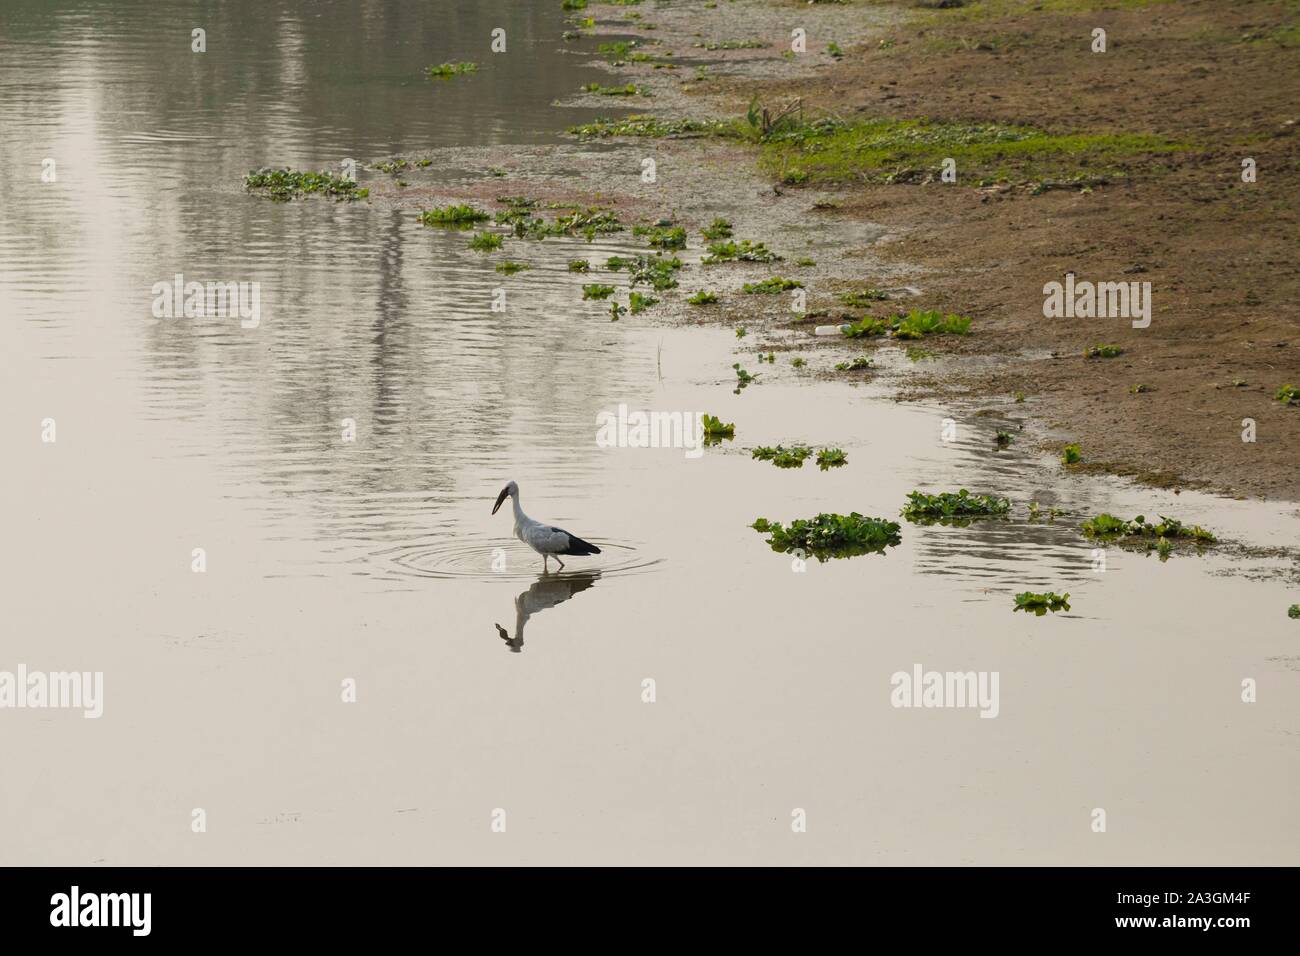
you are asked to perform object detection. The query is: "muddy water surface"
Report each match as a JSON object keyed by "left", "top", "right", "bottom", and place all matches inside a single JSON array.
[{"left": 1, "top": 0, "right": 1296, "bottom": 865}]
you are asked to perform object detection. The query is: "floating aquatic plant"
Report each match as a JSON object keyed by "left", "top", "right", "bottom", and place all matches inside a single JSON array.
[
  {"left": 893, "top": 309, "right": 971, "bottom": 339},
  {"left": 743, "top": 276, "right": 803, "bottom": 294},
  {"left": 995, "top": 431, "right": 1014, "bottom": 447},
  {"left": 568, "top": 259, "right": 591, "bottom": 273},
  {"left": 751, "top": 513, "right": 902, "bottom": 561},
  {"left": 735, "top": 326, "right": 747, "bottom": 338},
  {"left": 839, "top": 288, "right": 888, "bottom": 307},
  {"left": 1014, "top": 591, "right": 1071, "bottom": 615},
  {"left": 495, "top": 261, "right": 529, "bottom": 274},
  {"left": 628, "top": 254, "right": 681, "bottom": 290},
  {"left": 795, "top": 257, "right": 817, "bottom": 267},
  {"left": 695, "top": 39, "right": 770, "bottom": 51},
  {"left": 582, "top": 283, "right": 616, "bottom": 300},
  {"left": 609, "top": 301, "right": 626, "bottom": 321},
  {"left": 426, "top": 62, "right": 478, "bottom": 78},
  {"left": 1086, "top": 344, "right": 1124, "bottom": 358},
  {"left": 1027, "top": 501, "right": 1067, "bottom": 521},
  {"left": 687, "top": 290, "right": 719, "bottom": 305},
  {"left": 733, "top": 364, "right": 757, "bottom": 393},
  {"left": 468, "top": 231, "right": 504, "bottom": 252},
  {"left": 752, "top": 445, "right": 813, "bottom": 468},
  {"left": 1276, "top": 384, "right": 1299, "bottom": 405},
  {"left": 629, "top": 291, "right": 658, "bottom": 314},
  {"left": 902, "top": 490, "right": 1011, "bottom": 524},
  {"left": 702, "top": 239, "right": 780, "bottom": 263},
  {"left": 633, "top": 224, "right": 686, "bottom": 250},
  {"left": 1061, "top": 443, "right": 1082, "bottom": 465},
  {"left": 791, "top": 357, "right": 807, "bottom": 368},
  {"left": 1289, "top": 604, "right": 1299, "bottom": 619},
  {"left": 1080, "top": 513, "right": 1216, "bottom": 544},
  {"left": 835, "top": 357, "right": 874, "bottom": 372},
  {"left": 1130, "top": 383, "right": 1152, "bottom": 394},
  {"left": 816, "top": 448, "right": 847, "bottom": 470},
  {"left": 842, "top": 316, "right": 893, "bottom": 338},
  {"left": 701, "top": 414, "right": 734, "bottom": 439},
  {"left": 244, "top": 168, "right": 367, "bottom": 202},
  {"left": 701, "top": 218, "right": 733, "bottom": 240},
  {"left": 420, "top": 204, "right": 490, "bottom": 226},
  {"left": 582, "top": 82, "right": 645, "bottom": 96}
]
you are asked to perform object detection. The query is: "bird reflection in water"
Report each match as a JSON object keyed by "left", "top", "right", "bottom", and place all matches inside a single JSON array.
[{"left": 494, "top": 570, "right": 601, "bottom": 653}]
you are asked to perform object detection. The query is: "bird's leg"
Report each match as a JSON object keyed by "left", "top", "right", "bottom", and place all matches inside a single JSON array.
[
  {"left": 555, "top": 556, "right": 566, "bottom": 571},
  {"left": 542, "top": 555, "right": 549, "bottom": 573}
]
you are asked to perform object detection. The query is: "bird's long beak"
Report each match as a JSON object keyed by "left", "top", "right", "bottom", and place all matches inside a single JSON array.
[{"left": 492, "top": 486, "right": 509, "bottom": 515}]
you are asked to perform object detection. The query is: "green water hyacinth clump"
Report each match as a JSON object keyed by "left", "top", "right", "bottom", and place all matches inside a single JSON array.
[
  {"left": 1289, "top": 604, "right": 1299, "bottom": 619},
  {"left": 420, "top": 204, "right": 490, "bottom": 226},
  {"left": 816, "top": 448, "right": 847, "bottom": 470},
  {"left": 902, "top": 489, "right": 1011, "bottom": 524},
  {"left": 687, "top": 290, "right": 719, "bottom": 305},
  {"left": 634, "top": 224, "right": 687, "bottom": 249},
  {"left": 628, "top": 254, "right": 682, "bottom": 291},
  {"left": 701, "top": 218, "right": 733, "bottom": 240},
  {"left": 1276, "top": 384, "right": 1299, "bottom": 405},
  {"left": 839, "top": 309, "right": 971, "bottom": 339},
  {"left": 582, "top": 283, "right": 616, "bottom": 300},
  {"left": 1086, "top": 344, "right": 1124, "bottom": 358},
  {"left": 701, "top": 414, "right": 734, "bottom": 439},
  {"left": 467, "top": 231, "right": 504, "bottom": 252},
  {"left": 1014, "top": 591, "right": 1071, "bottom": 615},
  {"left": 495, "top": 261, "right": 528, "bottom": 275},
  {"left": 839, "top": 288, "right": 888, "bottom": 307},
  {"left": 629, "top": 291, "right": 658, "bottom": 314},
  {"left": 583, "top": 82, "right": 644, "bottom": 97},
  {"left": 752, "top": 513, "right": 902, "bottom": 561},
  {"left": 702, "top": 239, "right": 780, "bottom": 263},
  {"left": 742, "top": 276, "right": 803, "bottom": 294},
  {"left": 426, "top": 62, "right": 478, "bottom": 78},
  {"left": 752, "top": 445, "right": 813, "bottom": 468},
  {"left": 244, "top": 168, "right": 367, "bottom": 202},
  {"left": 1080, "top": 513, "right": 1216, "bottom": 544}
]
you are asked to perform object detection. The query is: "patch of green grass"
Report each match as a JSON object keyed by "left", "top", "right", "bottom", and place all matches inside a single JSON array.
[
  {"left": 561, "top": 0, "right": 587, "bottom": 10},
  {"left": 566, "top": 115, "right": 737, "bottom": 139},
  {"left": 702, "top": 239, "right": 780, "bottom": 263},
  {"left": 419, "top": 203, "right": 490, "bottom": 226},
  {"left": 582, "top": 283, "right": 616, "bottom": 300},
  {"left": 735, "top": 326, "right": 747, "bottom": 338},
  {"left": 816, "top": 448, "right": 847, "bottom": 470},
  {"left": 1086, "top": 344, "right": 1124, "bottom": 358},
  {"left": 468, "top": 231, "right": 504, "bottom": 252},
  {"left": 1013, "top": 391, "right": 1026, "bottom": 402},
  {"left": 1080, "top": 513, "right": 1216, "bottom": 544},
  {"left": 687, "top": 290, "right": 719, "bottom": 305},
  {"left": 902, "top": 489, "right": 1011, "bottom": 524},
  {"left": 752, "top": 513, "right": 902, "bottom": 561},
  {"left": 743, "top": 276, "right": 803, "bottom": 294},
  {"left": 827, "top": 42, "right": 844, "bottom": 58},
  {"left": 634, "top": 224, "right": 687, "bottom": 249},
  {"left": 1061, "top": 443, "right": 1082, "bottom": 465},
  {"left": 701, "top": 217, "right": 733, "bottom": 240},
  {"left": 795, "top": 257, "right": 817, "bottom": 267},
  {"left": 568, "top": 259, "right": 591, "bottom": 273},
  {"left": 1014, "top": 591, "right": 1071, "bottom": 616},
  {"left": 244, "top": 168, "right": 367, "bottom": 202},
  {"left": 756, "top": 116, "right": 1188, "bottom": 186},
  {"left": 702, "top": 414, "right": 734, "bottom": 439},
  {"left": 629, "top": 291, "right": 659, "bottom": 314},
  {"left": 695, "top": 39, "right": 771, "bottom": 51},
  {"left": 1276, "top": 384, "right": 1299, "bottom": 405},
  {"left": 426, "top": 62, "right": 478, "bottom": 78},
  {"left": 752, "top": 445, "right": 813, "bottom": 468},
  {"left": 495, "top": 261, "right": 529, "bottom": 274}
]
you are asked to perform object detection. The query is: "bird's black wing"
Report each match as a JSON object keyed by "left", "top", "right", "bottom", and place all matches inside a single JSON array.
[{"left": 551, "top": 527, "right": 601, "bottom": 556}]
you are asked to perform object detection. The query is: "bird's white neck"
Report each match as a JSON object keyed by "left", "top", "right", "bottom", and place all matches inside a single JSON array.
[{"left": 511, "top": 493, "right": 527, "bottom": 526}]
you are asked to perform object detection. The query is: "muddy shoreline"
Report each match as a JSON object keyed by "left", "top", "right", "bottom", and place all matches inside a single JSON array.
[{"left": 362, "top": 0, "right": 1298, "bottom": 501}]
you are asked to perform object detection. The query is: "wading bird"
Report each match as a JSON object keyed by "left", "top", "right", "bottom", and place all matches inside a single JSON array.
[{"left": 491, "top": 480, "right": 602, "bottom": 572}]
